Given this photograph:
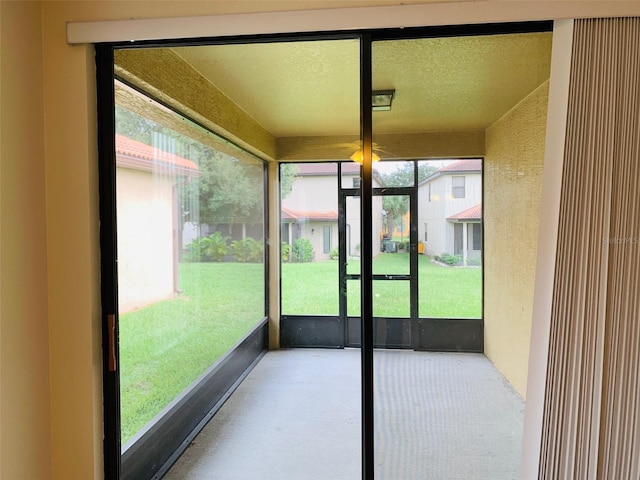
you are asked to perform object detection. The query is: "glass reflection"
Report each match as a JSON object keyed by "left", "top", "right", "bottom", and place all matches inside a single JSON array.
[{"left": 116, "top": 90, "right": 265, "bottom": 444}]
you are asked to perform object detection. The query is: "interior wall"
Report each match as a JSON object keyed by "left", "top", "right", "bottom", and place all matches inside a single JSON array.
[
  {"left": 41, "top": 4, "right": 103, "bottom": 479},
  {"left": 484, "top": 80, "right": 550, "bottom": 397},
  {"left": 0, "top": 2, "right": 51, "bottom": 479}
]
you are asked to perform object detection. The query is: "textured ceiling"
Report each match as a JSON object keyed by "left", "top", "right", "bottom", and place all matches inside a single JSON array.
[
  {"left": 172, "top": 31, "right": 552, "bottom": 138},
  {"left": 174, "top": 39, "right": 361, "bottom": 137}
]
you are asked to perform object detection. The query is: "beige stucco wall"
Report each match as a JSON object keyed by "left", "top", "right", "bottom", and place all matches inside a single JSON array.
[
  {"left": 116, "top": 168, "right": 175, "bottom": 312},
  {"left": 484, "top": 80, "right": 549, "bottom": 397},
  {"left": 0, "top": 3, "right": 52, "bottom": 479}
]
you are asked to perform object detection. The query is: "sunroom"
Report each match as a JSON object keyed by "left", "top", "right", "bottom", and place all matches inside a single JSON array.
[{"left": 86, "top": 12, "right": 640, "bottom": 480}]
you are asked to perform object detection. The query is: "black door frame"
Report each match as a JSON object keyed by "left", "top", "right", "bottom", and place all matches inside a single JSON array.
[
  {"left": 96, "top": 21, "right": 553, "bottom": 480},
  {"left": 341, "top": 180, "right": 419, "bottom": 349}
]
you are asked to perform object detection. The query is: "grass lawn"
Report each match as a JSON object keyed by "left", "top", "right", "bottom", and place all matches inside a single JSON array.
[
  {"left": 282, "top": 253, "right": 482, "bottom": 318},
  {"left": 120, "top": 254, "right": 480, "bottom": 444},
  {"left": 119, "top": 262, "right": 264, "bottom": 444}
]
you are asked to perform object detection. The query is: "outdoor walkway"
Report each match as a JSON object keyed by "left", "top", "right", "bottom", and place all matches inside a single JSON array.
[{"left": 164, "top": 349, "right": 524, "bottom": 480}]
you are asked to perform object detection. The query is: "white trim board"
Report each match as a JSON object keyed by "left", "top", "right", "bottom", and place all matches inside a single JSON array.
[
  {"left": 66, "top": 1, "right": 640, "bottom": 45},
  {"left": 521, "top": 18, "right": 574, "bottom": 480}
]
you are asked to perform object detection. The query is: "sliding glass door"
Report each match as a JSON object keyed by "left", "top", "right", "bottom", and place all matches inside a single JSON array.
[{"left": 98, "top": 22, "right": 551, "bottom": 479}]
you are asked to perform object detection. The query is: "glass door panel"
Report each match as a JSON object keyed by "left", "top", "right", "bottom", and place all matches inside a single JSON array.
[
  {"left": 371, "top": 32, "right": 526, "bottom": 480},
  {"left": 114, "top": 37, "right": 362, "bottom": 479}
]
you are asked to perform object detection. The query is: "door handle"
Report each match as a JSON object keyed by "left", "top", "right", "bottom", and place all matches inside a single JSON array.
[{"left": 108, "top": 314, "right": 117, "bottom": 372}]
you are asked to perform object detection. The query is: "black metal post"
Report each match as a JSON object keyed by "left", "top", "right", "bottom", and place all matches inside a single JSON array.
[{"left": 360, "top": 33, "right": 375, "bottom": 480}]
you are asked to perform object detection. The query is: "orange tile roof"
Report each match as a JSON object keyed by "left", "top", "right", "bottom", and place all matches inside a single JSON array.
[
  {"left": 448, "top": 204, "right": 482, "bottom": 221},
  {"left": 281, "top": 206, "right": 299, "bottom": 220},
  {"left": 115, "top": 133, "right": 200, "bottom": 176},
  {"left": 281, "top": 207, "right": 338, "bottom": 222}
]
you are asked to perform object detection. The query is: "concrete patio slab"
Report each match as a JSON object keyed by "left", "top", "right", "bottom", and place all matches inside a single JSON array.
[{"left": 164, "top": 349, "right": 524, "bottom": 480}]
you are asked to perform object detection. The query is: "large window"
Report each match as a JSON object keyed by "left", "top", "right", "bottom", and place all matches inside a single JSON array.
[
  {"left": 323, "top": 226, "right": 331, "bottom": 254},
  {"left": 452, "top": 175, "right": 465, "bottom": 198},
  {"left": 473, "top": 223, "right": 482, "bottom": 250},
  {"left": 115, "top": 83, "right": 266, "bottom": 446}
]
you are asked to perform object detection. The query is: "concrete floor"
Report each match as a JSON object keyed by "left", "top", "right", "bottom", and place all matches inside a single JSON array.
[{"left": 164, "top": 349, "right": 524, "bottom": 480}]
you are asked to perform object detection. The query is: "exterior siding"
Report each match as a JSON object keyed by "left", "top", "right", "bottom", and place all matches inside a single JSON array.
[
  {"left": 418, "top": 172, "right": 482, "bottom": 257},
  {"left": 282, "top": 167, "right": 382, "bottom": 259}
]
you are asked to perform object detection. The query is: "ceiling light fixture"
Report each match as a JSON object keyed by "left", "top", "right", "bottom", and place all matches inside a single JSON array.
[
  {"left": 350, "top": 150, "right": 381, "bottom": 164},
  {"left": 372, "top": 89, "right": 395, "bottom": 111}
]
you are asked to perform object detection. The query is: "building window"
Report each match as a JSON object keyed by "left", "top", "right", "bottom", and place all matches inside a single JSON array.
[
  {"left": 352, "top": 177, "right": 361, "bottom": 188},
  {"left": 452, "top": 176, "right": 465, "bottom": 198},
  {"left": 473, "top": 223, "right": 482, "bottom": 250},
  {"left": 428, "top": 183, "right": 431, "bottom": 201},
  {"left": 424, "top": 223, "right": 428, "bottom": 242},
  {"left": 323, "top": 225, "right": 331, "bottom": 254}
]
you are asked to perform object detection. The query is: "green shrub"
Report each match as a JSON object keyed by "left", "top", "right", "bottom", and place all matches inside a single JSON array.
[
  {"left": 204, "top": 232, "right": 230, "bottom": 262},
  {"left": 292, "top": 238, "right": 314, "bottom": 263},
  {"left": 184, "top": 237, "right": 206, "bottom": 262},
  {"left": 440, "top": 252, "right": 462, "bottom": 266},
  {"left": 467, "top": 257, "right": 482, "bottom": 266},
  {"left": 281, "top": 242, "right": 291, "bottom": 262},
  {"left": 231, "top": 237, "right": 263, "bottom": 263},
  {"left": 329, "top": 247, "right": 339, "bottom": 260},
  {"left": 247, "top": 238, "right": 264, "bottom": 263},
  {"left": 184, "top": 232, "right": 229, "bottom": 262}
]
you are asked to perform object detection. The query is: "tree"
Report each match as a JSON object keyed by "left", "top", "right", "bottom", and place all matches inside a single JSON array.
[
  {"left": 380, "top": 162, "right": 438, "bottom": 238},
  {"left": 382, "top": 195, "right": 408, "bottom": 238},
  {"left": 280, "top": 163, "right": 298, "bottom": 199},
  {"left": 196, "top": 149, "right": 263, "bottom": 231},
  {"left": 380, "top": 161, "right": 437, "bottom": 187},
  {"left": 116, "top": 106, "right": 264, "bottom": 236}
]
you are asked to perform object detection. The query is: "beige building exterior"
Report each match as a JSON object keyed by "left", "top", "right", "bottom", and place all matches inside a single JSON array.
[
  {"left": 115, "top": 134, "right": 200, "bottom": 312},
  {"left": 418, "top": 160, "right": 482, "bottom": 263},
  {"left": 282, "top": 162, "right": 383, "bottom": 260}
]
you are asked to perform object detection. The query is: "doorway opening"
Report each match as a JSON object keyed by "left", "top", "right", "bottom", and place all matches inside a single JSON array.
[{"left": 98, "top": 22, "right": 552, "bottom": 479}]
